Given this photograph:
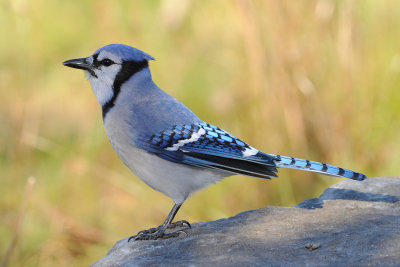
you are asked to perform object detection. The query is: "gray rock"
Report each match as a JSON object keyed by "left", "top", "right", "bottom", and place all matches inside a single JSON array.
[{"left": 92, "top": 177, "right": 400, "bottom": 267}]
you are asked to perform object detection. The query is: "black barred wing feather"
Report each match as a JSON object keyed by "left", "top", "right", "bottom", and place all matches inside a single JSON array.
[{"left": 144, "top": 123, "right": 279, "bottom": 179}]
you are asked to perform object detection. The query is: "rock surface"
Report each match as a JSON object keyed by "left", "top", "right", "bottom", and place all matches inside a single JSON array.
[{"left": 92, "top": 177, "right": 400, "bottom": 267}]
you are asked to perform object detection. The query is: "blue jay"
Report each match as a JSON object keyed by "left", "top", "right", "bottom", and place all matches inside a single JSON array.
[{"left": 63, "top": 44, "right": 366, "bottom": 241}]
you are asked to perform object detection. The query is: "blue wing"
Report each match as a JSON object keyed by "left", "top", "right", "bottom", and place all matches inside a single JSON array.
[
  {"left": 137, "top": 122, "right": 279, "bottom": 179},
  {"left": 136, "top": 122, "right": 367, "bottom": 181}
]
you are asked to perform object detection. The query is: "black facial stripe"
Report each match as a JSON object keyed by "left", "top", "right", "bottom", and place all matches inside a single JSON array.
[
  {"left": 87, "top": 69, "right": 97, "bottom": 78},
  {"left": 92, "top": 54, "right": 100, "bottom": 67},
  {"left": 102, "top": 60, "right": 149, "bottom": 119},
  {"left": 85, "top": 54, "right": 100, "bottom": 78}
]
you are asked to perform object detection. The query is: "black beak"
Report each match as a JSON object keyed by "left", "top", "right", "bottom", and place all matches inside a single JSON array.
[{"left": 63, "top": 58, "right": 91, "bottom": 70}]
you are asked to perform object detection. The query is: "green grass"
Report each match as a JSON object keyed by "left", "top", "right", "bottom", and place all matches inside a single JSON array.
[{"left": 1, "top": 1, "right": 400, "bottom": 266}]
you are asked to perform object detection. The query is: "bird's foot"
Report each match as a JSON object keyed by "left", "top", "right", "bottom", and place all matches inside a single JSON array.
[
  {"left": 128, "top": 220, "right": 191, "bottom": 241},
  {"left": 129, "top": 229, "right": 183, "bottom": 241},
  {"left": 136, "top": 220, "right": 191, "bottom": 236}
]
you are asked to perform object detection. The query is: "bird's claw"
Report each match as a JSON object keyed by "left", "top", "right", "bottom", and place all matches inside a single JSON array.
[
  {"left": 128, "top": 220, "right": 191, "bottom": 242},
  {"left": 169, "top": 220, "right": 191, "bottom": 229}
]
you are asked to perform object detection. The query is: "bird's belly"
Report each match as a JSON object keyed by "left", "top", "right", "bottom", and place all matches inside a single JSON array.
[
  {"left": 104, "top": 118, "right": 226, "bottom": 204},
  {"left": 121, "top": 147, "right": 225, "bottom": 203}
]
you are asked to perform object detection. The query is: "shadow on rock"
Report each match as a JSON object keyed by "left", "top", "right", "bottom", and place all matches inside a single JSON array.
[{"left": 298, "top": 185, "right": 399, "bottom": 210}]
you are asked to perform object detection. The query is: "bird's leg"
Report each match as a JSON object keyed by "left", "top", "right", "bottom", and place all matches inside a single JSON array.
[{"left": 128, "top": 203, "right": 190, "bottom": 241}]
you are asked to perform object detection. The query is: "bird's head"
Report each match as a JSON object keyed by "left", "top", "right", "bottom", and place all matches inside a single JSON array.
[{"left": 63, "top": 44, "right": 155, "bottom": 106}]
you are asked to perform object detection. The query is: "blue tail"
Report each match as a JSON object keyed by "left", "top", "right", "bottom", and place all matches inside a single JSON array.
[{"left": 269, "top": 154, "right": 366, "bottom": 181}]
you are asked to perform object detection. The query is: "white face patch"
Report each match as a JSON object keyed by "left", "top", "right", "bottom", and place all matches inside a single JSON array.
[
  {"left": 97, "top": 50, "right": 122, "bottom": 64},
  {"left": 85, "top": 52, "right": 123, "bottom": 105},
  {"left": 166, "top": 128, "right": 206, "bottom": 151},
  {"left": 242, "top": 146, "right": 258, "bottom": 157}
]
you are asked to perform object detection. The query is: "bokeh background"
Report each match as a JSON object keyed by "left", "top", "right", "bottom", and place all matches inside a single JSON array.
[{"left": 1, "top": 0, "right": 400, "bottom": 266}]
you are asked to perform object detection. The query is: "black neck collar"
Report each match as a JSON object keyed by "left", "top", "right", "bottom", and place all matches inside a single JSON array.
[{"left": 102, "top": 60, "right": 148, "bottom": 119}]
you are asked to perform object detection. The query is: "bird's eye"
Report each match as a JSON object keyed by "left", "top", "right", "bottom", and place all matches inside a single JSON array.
[{"left": 101, "top": 59, "right": 115, "bottom": 66}]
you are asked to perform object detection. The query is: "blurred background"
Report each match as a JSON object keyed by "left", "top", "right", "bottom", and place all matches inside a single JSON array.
[{"left": 1, "top": 0, "right": 400, "bottom": 266}]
